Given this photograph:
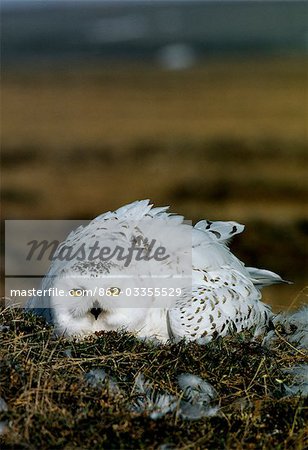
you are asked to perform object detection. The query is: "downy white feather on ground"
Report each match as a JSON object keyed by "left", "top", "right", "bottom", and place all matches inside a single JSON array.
[
  {"left": 84, "top": 368, "right": 120, "bottom": 395},
  {"left": 131, "top": 372, "right": 220, "bottom": 420},
  {"left": 263, "top": 305, "right": 308, "bottom": 349},
  {"left": 282, "top": 365, "right": 308, "bottom": 397}
]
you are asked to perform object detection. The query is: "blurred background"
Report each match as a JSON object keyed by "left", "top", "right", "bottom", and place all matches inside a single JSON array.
[{"left": 1, "top": 0, "right": 308, "bottom": 310}]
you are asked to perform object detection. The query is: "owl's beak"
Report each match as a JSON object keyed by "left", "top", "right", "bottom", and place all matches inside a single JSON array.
[{"left": 90, "top": 307, "right": 103, "bottom": 320}]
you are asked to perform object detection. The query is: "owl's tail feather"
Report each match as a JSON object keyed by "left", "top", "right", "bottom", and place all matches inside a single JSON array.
[{"left": 247, "top": 267, "right": 291, "bottom": 288}]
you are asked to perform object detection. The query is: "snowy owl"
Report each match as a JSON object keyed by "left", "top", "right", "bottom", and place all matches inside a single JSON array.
[{"left": 26, "top": 200, "right": 287, "bottom": 342}]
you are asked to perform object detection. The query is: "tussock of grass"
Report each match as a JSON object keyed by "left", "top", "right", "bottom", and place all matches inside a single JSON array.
[{"left": 0, "top": 307, "right": 307, "bottom": 449}]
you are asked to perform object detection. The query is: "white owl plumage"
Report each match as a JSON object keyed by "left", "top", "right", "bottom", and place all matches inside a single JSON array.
[{"left": 26, "top": 200, "right": 286, "bottom": 342}]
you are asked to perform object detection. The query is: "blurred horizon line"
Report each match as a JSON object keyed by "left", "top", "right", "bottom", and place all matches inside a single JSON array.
[{"left": 2, "top": 0, "right": 307, "bottom": 68}]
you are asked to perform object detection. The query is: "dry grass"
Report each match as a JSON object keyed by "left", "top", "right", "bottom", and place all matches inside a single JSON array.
[{"left": 0, "top": 307, "right": 307, "bottom": 449}]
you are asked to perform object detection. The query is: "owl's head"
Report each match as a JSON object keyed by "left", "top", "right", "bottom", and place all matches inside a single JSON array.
[{"left": 50, "top": 266, "right": 156, "bottom": 338}]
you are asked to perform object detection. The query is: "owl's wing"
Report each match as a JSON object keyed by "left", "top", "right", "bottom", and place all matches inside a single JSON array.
[
  {"left": 167, "top": 268, "right": 271, "bottom": 342},
  {"left": 194, "top": 219, "right": 244, "bottom": 244}
]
